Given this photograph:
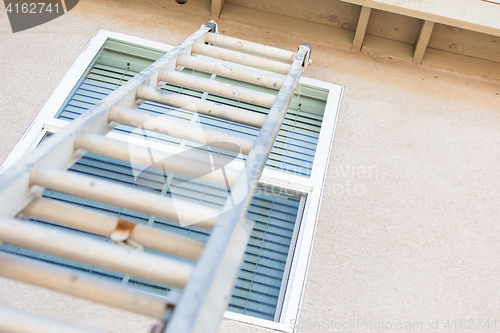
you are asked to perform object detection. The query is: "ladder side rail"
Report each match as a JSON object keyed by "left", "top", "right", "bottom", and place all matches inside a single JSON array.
[
  {"left": 0, "top": 23, "right": 214, "bottom": 217},
  {"left": 164, "top": 44, "right": 312, "bottom": 333}
]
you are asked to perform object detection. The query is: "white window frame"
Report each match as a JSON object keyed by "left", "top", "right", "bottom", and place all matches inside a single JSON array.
[{"left": 0, "top": 29, "right": 343, "bottom": 333}]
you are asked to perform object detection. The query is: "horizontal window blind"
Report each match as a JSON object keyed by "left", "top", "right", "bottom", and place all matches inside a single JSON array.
[
  {"left": 0, "top": 152, "right": 303, "bottom": 320},
  {"left": 56, "top": 39, "right": 328, "bottom": 177},
  {"left": 1, "top": 38, "right": 326, "bottom": 322}
]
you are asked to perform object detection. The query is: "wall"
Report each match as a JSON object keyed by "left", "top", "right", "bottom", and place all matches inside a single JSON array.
[{"left": 0, "top": 0, "right": 499, "bottom": 332}]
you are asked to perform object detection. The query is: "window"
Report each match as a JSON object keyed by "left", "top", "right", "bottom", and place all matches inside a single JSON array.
[{"left": 0, "top": 30, "right": 342, "bottom": 332}]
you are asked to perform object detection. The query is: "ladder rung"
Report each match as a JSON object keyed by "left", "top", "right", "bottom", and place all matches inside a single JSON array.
[
  {"left": 0, "top": 304, "right": 105, "bottom": 333},
  {"left": 0, "top": 251, "right": 171, "bottom": 318},
  {"left": 75, "top": 132, "right": 240, "bottom": 188},
  {"left": 109, "top": 106, "right": 255, "bottom": 155},
  {"left": 0, "top": 217, "right": 193, "bottom": 288},
  {"left": 205, "top": 33, "right": 296, "bottom": 63},
  {"left": 159, "top": 69, "right": 276, "bottom": 108},
  {"left": 177, "top": 54, "right": 285, "bottom": 90},
  {"left": 136, "top": 85, "right": 266, "bottom": 128},
  {"left": 23, "top": 198, "right": 204, "bottom": 261},
  {"left": 30, "top": 166, "right": 219, "bottom": 230},
  {"left": 192, "top": 42, "right": 292, "bottom": 75}
]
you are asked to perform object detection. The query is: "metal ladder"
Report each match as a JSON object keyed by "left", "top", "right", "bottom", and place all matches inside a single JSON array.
[{"left": 0, "top": 21, "right": 311, "bottom": 333}]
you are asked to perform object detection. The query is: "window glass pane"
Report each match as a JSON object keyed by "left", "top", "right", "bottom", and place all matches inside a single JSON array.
[
  {"left": 55, "top": 39, "right": 328, "bottom": 177},
  {"left": 1, "top": 152, "right": 304, "bottom": 321}
]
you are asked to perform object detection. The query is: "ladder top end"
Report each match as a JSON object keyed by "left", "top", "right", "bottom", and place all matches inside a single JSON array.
[
  {"left": 299, "top": 43, "right": 312, "bottom": 69},
  {"left": 204, "top": 21, "right": 218, "bottom": 34}
]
